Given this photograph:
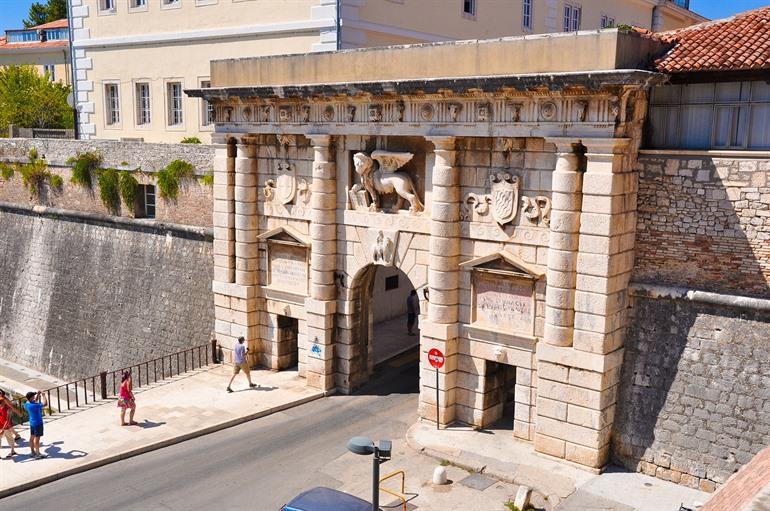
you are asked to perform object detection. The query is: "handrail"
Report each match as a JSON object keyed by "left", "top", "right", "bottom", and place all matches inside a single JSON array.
[
  {"left": 11, "top": 339, "right": 219, "bottom": 424},
  {"left": 380, "top": 470, "right": 407, "bottom": 511}
]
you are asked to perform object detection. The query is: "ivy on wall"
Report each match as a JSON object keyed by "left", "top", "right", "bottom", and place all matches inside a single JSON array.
[
  {"left": 119, "top": 170, "right": 139, "bottom": 208},
  {"left": 67, "top": 151, "right": 101, "bottom": 189},
  {"left": 1, "top": 148, "right": 61, "bottom": 200},
  {"left": 97, "top": 168, "right": 120, "bottom": 214},
  {"left": 157, "top": 159, "right": 195, "bottom": 200}
]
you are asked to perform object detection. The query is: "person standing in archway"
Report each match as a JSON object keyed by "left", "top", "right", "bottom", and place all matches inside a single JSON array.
[{"left": 407, "top": 289, "right": 420, "bottom": 336}]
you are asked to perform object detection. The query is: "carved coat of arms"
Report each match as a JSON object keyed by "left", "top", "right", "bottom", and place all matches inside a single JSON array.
[
  {"left": 489, "top": 172, "right": 519, "bottom": 226},
  {"left": 275, "top": 162, "right": 296, "bottom": 205}
]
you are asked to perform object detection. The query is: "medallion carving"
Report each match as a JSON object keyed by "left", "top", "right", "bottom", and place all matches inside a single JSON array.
[
  {"left": 540, "top": 101, "right": 557, "bottom": 121},
  {"left": 278, "top": 105, "right": 293, "bottom": 122},
  {"left": 477, "top": 103, "right": 491, "bottom": 122},
  {"left": 419, "top": 104, "right": 434, "bottom": 122},
  {"left": 322, "top": 105, "right": 335, "bottom": 121},
  {"left": 352, "top": 151, "right": 423, "bottom": 214},
  {"left": 368, "top": 104, "right": 382, "bottom": 122}
]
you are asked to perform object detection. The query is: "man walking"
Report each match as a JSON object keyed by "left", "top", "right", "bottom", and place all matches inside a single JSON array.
[
  {"left": 407, "top": 289, "right": 420, "bottom": 336},
  {"left": 0, "top": 391, "right": 20, "bottom": 459},
  {"left": 24, "top": 391, "right": 48, "bottom": 459},
  {"left": 226, "top": 336, "right": 258, "bottom": 393}
]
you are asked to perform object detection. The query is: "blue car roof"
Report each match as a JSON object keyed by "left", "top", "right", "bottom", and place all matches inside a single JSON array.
[{"left": 283, "top": 487, "right": 372, "bottom": 511}]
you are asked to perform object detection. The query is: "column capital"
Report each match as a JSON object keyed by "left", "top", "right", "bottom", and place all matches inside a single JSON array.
[
  {"left": 307, "top": 134, "right": 332, "bottom": 147},
  {"left": 545, "top": 137, "right": 581, "bottom": 154},
  {"left": 426, "top": 136, "right": 456, "bottom": 151},
  {"left": 580, "top": 137, "right": 631, "bottom": 155},
  {"left": 236, "top": 141, "right": 257, "bottom": 159}
]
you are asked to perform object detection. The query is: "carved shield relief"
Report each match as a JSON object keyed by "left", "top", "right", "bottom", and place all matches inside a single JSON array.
[
  {"left": 275, "top": 162, "right": 296, "bottom": 205},
  {"left": 489, "top": 172, "right": 520, "bottom": 226}
]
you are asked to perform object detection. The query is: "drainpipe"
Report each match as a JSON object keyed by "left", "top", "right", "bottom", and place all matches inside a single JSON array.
[
  {"left": 66, "top": 0, "right": 79, "bottom": 139},
  {"left": 336, "top": 0, "right": 341, "bottom": 50}
]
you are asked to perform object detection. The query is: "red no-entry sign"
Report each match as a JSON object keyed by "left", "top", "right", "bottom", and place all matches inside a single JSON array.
[{"left": 428, "top": 348, "right": 445, "bottom": 369}]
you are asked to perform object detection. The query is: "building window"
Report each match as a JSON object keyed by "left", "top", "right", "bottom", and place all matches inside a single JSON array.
[
  {"left": 7, "top": 31, "right": 38, "bottom": 43},
  {"left": 44, "top": 28, "right": 69, "bottom": 40},
  {"left": 601, "top": 14, "right": 615, "bottom": 28},
  {"left": 135, "top": 82, "right": 151, "bottom": 125},
  {"left": 131, "top": 0, "right": 147, "bottom": 7},
  {"left": 162, "top": 0, "right": 181, "bottom": 7},
  {"left": 200, "top": 80, "right": 214, "bottom": 126},
  {"left": 462, "top": 0, "right": 476, "bottom": 16},
  {"left": 167, "top": 82, "right": 183, "bottom": 126},
  {"left": 564, "top": 3, "right": 581, "bottom": 32},
  {"left": 136, "top": 184, "right": 156, "bottom": 218},
  {"left": 43, "top": 64, "right": 55, "bottom": 82},
  {"left": 104, "top": 83, "right": 120, "bottom": 126},
  {"left": 647, "top": 81, "right": 770, "bottom": 150},
  {"left": 100, "top": 0, "right": 116, "bottom": 12},
  {"left": 385, "top": 275, "right": 399, "bottom": 291},
  {"left": 522, "top": 0, "right": 533, "bottom": 30}
]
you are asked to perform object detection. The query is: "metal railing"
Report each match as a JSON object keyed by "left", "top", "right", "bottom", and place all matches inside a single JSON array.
[
  {"left": 379, "top": 470, "right": 407, "bottom": 511},
  {"left": 12, "top": 340, "right": 218, "bottom": 423}
]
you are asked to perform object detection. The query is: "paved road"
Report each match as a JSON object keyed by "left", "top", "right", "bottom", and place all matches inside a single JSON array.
[{"left": 0, "top": 351, "right": 420, "bottom": 511}]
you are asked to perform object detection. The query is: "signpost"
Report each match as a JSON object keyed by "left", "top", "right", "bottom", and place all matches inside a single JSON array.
[{"left": 428, "top": 348, "right": 445, "bottom": 430}]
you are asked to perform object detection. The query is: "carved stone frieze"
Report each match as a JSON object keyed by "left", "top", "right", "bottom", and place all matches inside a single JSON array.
[
  {"left": 368, "top": 104, "right": 382, "bottom": 122},
  {"left": 462, "top": 172, "right": 550, "bottom": 227},
  {"left": 540, "top": 101, "right": 557, "bottom": 121}
]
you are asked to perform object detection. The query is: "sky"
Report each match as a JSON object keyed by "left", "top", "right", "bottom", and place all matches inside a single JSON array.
[{"left": 0, "top": 0, "right": 768, "bottom": 33}]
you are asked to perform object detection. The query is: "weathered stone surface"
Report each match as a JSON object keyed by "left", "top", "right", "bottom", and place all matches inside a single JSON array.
[
  {"left": 613, "top": 295, "right": 770, "bottom": 491},
  {"left": 0, "top": 207, "right": 214, "bottom": 380}
]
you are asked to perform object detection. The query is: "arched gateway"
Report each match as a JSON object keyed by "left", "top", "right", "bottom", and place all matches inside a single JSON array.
[{"left": 191, "top": 32, "right": 655, "bottom": 471}]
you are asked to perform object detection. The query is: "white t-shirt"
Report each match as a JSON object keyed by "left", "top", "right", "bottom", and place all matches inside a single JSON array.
[{"left": 234, "top": 342, "right": 247, "bottom": 364}]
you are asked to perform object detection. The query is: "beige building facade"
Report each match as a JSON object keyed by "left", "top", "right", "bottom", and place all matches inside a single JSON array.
[
  {"left": 70, "top": 0, "right": 704, "bottom": 143},
  {"left": 190, "top": 29, "right": 667, "bottom": 470}
]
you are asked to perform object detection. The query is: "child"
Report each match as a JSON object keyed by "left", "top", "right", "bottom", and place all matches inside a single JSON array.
[
  {"left": 24, "top": 391, "right": 48, "bottom": 459},
  {"left": 0, "top": 391, "right": 20, "bottom": 459}
]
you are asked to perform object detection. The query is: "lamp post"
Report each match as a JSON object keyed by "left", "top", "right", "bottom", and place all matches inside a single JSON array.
[{"left": 347, "top": 436, "right": 392, "bottom": 511}]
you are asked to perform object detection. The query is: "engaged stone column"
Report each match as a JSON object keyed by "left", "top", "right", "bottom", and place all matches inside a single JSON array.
[
  {"left": 543, "top": 139, "right": 582, "bottom": 347},
  {"left": 420, "top": 136, "right": 459, "bottom": 426},
  {"left": 212, "top": 136, "right": 236, "bottom": 285},
  {"left": 234, "top": 140, "right": 258, "bottom": 287},
  {"left": 304, "top": 135, "right": 337, "bottom": 392},
  {"left": 534, "top": 137, "right": 633, "bottom": 470}
]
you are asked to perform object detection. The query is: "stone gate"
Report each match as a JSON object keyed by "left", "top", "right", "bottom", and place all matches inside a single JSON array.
[{"left": 189, "top": 30, "right": 665, "bottom": 470}]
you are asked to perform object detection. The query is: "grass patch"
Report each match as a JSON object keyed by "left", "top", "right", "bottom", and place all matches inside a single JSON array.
[{"left": 181, "top": 136, "right": 202, "bottom": 144}]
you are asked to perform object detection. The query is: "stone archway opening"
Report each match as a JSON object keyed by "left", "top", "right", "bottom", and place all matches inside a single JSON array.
[{"left": 345, "top": 263, "right": 422, "bottom": 393}]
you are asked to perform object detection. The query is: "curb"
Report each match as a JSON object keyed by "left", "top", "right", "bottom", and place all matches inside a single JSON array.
[{"left": 0, "top": 391, "right": 326, "bottom": 499}]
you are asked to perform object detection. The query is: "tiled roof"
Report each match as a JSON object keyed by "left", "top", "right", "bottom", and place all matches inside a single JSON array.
[
  {"left": 30, "top": 19, "right": 68, "bottom": 30},
  {"left": 654, "top": 6, "right": 770, "bottom": 73},
  {"left": 0, "top": 39, "right": 68, "bottom": 51}
]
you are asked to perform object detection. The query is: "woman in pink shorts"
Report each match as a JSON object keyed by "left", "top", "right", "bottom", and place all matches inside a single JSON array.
[{"left": 117, "top": 371, "right": 137, "bottom": 426}]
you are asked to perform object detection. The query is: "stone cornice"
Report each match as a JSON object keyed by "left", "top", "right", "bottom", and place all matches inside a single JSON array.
[{"left": 186, "top": 70, "right": 664, "bottom": 101}]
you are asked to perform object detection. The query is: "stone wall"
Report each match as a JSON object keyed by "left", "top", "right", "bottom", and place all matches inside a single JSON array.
[
  {"left": 634, "top": 153, "right": 770, "bottom": 298},
  {"left": 0, "top": 138, "right": 214, "bottom": 227},
  {"left": 0, "top": 204, "right": 214, "bottom": 380},
  {"left": 613, "top": 290, "right": 770, "bottom": 493}
]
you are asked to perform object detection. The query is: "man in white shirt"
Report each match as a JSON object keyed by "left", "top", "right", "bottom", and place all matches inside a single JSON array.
[{"left": 226, "top": 336, "right": 258, "bottom": 393}]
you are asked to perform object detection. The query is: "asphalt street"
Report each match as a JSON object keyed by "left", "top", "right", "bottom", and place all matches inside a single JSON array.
[{"left": 0, "top": 350, "right": 420, "bottom": 511}]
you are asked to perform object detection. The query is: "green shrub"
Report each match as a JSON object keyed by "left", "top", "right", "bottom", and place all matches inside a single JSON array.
[
  {"left": 181, "top": 136, "right": 202, "bottom": 144},
  {"left": 119, "top": 170, "right": 139, "bottom": 208},
  {"left": 18, "top": 149, "right": 52, "bottom": 198},
  {"left": 0, "top": 163, "right": 14, "bottom": 181},
  {"left": 49, "top": 174, "right": 63, "bottom": 189},
  {"left": 67, "top": 151, "right": 101, "bottom": 188},
  {"left": 199, "top": 173, "right": 214, "bottom": 186},
  {"left": 97, "top": 168, "right": 120, "bottom": 213},
  {"left": 157, "top": 159, "right": 194, "bottom": 200}
]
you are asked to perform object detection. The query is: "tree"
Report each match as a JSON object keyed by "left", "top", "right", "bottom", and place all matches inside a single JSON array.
[
  {"left": 23, "top": 0, "right": 68, "bottom": 28},
  {"left": 0, "top": 66, "right": 74, "bottom": 134}
]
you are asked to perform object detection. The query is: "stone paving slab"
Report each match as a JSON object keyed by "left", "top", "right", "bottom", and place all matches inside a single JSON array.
[
  {"left": 0, "top": 365, "right": 324, "bottom": 498},
  {"left": 406, "top": 421, "right": 709, "bottom": 511}
]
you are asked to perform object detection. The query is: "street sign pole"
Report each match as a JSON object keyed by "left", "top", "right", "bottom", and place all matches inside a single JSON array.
[
  {"left": 428, "top": 348, "right": 445, "bottom": 431},
  {"left": 435, "top": 367, "right": 439, "bottom": 430}
]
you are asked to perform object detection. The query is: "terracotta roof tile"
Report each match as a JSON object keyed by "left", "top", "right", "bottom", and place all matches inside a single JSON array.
[
  {"left": 30, "top": 19, "right": 68, "bottom": 30},
  {"left": 655, "top": 6, "right": 770, "bottom": 73}
]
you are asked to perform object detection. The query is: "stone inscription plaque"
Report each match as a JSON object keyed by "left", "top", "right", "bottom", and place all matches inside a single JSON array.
[
  {"left": 474, "top": 272, "right": 533, "bottom": 335},
  {"left": 268, "top": 244, "right": 308, "bottom": 295}
]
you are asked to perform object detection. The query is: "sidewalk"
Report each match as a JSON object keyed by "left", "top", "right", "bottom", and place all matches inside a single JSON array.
[
  {"left": 407, "top": 421, "right": 709, "bottom": 510},
  {"left": 0, "top": 364, "right": 324, "bottom": 498}
]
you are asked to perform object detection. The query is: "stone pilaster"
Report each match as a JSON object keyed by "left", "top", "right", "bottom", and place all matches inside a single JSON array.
[
  {"left": 534, "top": 137, "right": 634, "bottom": 470},
  {"left": 420, "top": 136, "right": 459, "bottom": 426},
  {"left": 212, "top": 136, "right": 261, "bottom": 364},
  {"left": 543, "top": 139, "right": 582, "bottom": 348},
  {"left": 304, "top": 135, "right": 337, "bottom": 392}
]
